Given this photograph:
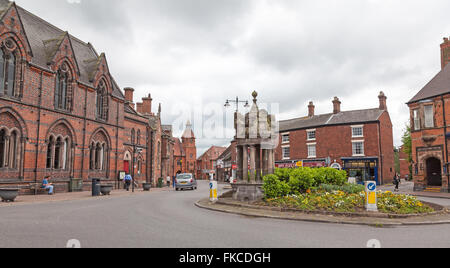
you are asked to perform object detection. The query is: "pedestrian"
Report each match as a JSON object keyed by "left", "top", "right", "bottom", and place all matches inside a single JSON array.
[
  {"left": 394, "top": 173, "right": 400, "bottom": 192},
  {"left": 124, "top": 174, "right": 132, "bottom": 191},
  {"left": 172, "top": 175, "right": 176, "bottom": 189},
  {"left": 42, "top": 176, "right": 54, "bottom": 195},
  {"left": 166, "top": 176, "right": 171, "bottom": 187}
]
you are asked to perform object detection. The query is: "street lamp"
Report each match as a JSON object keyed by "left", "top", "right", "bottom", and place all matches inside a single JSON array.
[{"left": 224, "top": 97, "right": 250, "bottom": 113}]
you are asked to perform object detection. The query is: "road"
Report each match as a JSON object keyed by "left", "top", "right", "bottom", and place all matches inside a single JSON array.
[{"left": 0, "top": 181, "right": 449, "bottom": 248}]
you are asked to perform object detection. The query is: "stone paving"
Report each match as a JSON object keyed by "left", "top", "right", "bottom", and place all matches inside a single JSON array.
[
  {"left": 0, "top": 186, "right": 174, "bottom": 207},
  {"left": 379, "top": 180, "right": 450, "bottom": 200}
]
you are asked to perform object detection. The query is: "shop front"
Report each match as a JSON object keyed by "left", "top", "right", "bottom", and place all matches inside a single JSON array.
[
  {"left": 342, "top": 157, "right": 379, "bottom": 185},
  {"left": 275, "top": 159, "right": 327, "bottom": 169}
]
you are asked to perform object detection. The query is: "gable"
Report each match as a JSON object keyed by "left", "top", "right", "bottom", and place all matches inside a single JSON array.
[
  {"left": 0, "top": 2, "right": 33, "bottom": 60},
  {"left": 44, "top": 32, "right": 80, "bottom": 76}
]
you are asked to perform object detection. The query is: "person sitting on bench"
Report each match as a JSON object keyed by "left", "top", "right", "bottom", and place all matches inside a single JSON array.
[{"left": 42, "top": 176, "right": 54, "bottom": 195}]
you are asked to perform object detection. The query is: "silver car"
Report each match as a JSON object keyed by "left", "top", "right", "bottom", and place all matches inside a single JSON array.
[{"left": 175, "top": 174, "right": 197, "bottom": 191}]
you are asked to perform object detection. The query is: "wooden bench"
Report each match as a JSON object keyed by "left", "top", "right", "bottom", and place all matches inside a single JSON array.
[{"left": 29, "top": 183, "right": 50, "bottom": 195}]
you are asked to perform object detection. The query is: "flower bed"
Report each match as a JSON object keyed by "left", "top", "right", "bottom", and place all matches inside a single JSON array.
[
  {"left": 262, "top": 190, "right": 434, "bottom": 215},
  {"left": 261, "top": 168, "right": 434, "bottom": 215}
]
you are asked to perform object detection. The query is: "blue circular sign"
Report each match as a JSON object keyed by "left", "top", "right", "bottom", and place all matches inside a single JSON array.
[{"left": 367, "top": 182, "right": 376, "bottom": 191}]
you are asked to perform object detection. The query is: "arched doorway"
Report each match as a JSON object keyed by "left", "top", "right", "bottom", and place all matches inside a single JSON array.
[
  {"left": 124, "top": 151, "right": 132, "bottom": 174},
  {"left": 426, "top": 157, "right": 442, "bottom": 187}
]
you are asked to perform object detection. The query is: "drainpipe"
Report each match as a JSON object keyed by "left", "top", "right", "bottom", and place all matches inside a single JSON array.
[
  {"left": 80, "top": 86, "right": 88, "bottom": 183},
  {"left": 33, "top": 70, "right": 43, "bottom": 194},
  {"left": 377, "top": 122, "right": 384, "bottom": 185},
  {"left": 441, "top": 96, "right": 449, "bottom": 192}
]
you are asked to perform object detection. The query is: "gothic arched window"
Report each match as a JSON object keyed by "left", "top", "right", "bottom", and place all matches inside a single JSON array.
[
  {"left": 0, "top": 128, "right": 21, "bottom": 170},
  {"left": 90, "top": 141, "right": 108, "bottom": 171},
  {"left": 96, "top": 80, "right": 108, "bottom": 121},
  {"left": 55, "top": 63, "right": 72, "bottom": 111},
  {"left": 131, "top": 129, "right": 135, "bottom": 145},
  {"left": 0, "top": 129, "right": 6, "bottom": 168},
  {"left": 137, "top": 130, "right": 141, "bottom": 145},
  {"left": 46, "top": 135, "right": 71, "bottom": 171},
  {"left": 0, "top": 38, "right": 20, "bottom": 98}
]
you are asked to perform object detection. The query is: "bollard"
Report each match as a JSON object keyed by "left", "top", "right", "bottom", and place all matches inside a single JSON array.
[
  {"left": 210, "top": 181, "right": 218, "bottom": 202},
  {"left": 365, "top": 181, "right": 378, "bottom": 212}
]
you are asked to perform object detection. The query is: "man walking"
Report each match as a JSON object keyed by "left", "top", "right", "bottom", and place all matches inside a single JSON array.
[{"left": 124, "top": 174, "right": 132, "bottom": 191}]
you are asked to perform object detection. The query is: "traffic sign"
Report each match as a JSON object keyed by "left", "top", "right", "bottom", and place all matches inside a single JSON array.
[{"left": 365, "top": 181, "right": 378, "bottom": 212}]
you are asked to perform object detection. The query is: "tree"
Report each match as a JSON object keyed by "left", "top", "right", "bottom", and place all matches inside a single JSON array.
[{"left": 401, "top": 125, "right": 413, "bottom": 179}]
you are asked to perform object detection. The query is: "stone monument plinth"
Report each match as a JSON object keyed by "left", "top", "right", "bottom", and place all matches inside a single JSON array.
[{"left": 231, "top": 91, "right": 277, "bottom": 202}]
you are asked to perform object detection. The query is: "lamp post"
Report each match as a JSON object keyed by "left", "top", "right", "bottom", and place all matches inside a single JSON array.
[{"left": 225, "top": 97, "right": 250, "bottom": 113}]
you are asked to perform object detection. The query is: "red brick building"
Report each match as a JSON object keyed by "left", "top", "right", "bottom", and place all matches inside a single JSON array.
[
  {"left": 215, "top": 142, "right": 237, "bottom": 182},
  {"left": 275, "top": 93, "right": 395, "bottom": 185},
  {"left": 407, "top": 37, "right": 450, "bottom": 193},
  {"left": 0, "top": 1, "right": 174, "bottom": 193},
  {"left": 197, "top": 146, "right": 227, "bottom": 180},
  {"left": 181, "top": 121, "right": 197, "bottom": 176}
]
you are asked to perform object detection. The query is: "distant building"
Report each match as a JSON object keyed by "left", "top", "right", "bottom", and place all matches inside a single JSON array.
[
  {"left": 407, "top": 37, "right": 450, "bottom": 193},
  {"left": 197, "top": 146, "right": 227, "bottom": 180},
  {"left": 275, "top": 94, "right": 395, "bottom": 185},
  {"left": 181, "top": 121, "right": 197, "bottom": 175},
  {"left": 215, "top": 142, "right": 237, "bottom": 182}
]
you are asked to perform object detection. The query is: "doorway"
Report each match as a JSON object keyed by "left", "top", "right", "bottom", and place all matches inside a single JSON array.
[{"left": 426, "top": 157, "right": 442, "bottom": 186}]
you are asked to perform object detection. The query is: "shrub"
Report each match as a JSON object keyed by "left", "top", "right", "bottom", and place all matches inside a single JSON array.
[
  {"left": 274, "top": 168, "right": 292, "bottom": 182},
  {"left": 288, "top": 168, "right": 316, "bottom": 193},
  {"left": 262, "top": 174, "right": 291, "bottom": 199}
]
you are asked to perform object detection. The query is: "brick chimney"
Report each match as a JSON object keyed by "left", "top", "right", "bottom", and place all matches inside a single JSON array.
[
  {"left": 142, "top": 94, "right": 153, "bottom": 115},
  {"left": 379, "top": 91, "right": 387, "bottom": 111},
  {"left": 136, "top": 102, "right": 143, "bottom": 114},
  {"left": 308, "top": 101, "right": 315, "bottom": 117},
  {"left": 124, "top": 87, "right": 135, "bottom": 109},
  {"left": 441, "top": 37, "right": 450, "bottom": 69},
  {"left": 332, "top": 97, "right": 341, "bottom": 114},
  {"left": 124, "top": 87, "right": 134, "bottom": 103}
]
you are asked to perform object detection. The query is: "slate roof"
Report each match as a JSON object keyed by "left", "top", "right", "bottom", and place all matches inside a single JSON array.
[
  {"left": 182, "top": 121, "right": 195, "bottom": 139},
  {"left": 198, "top": 146, "right": 227, "bottom": 161},
  {"left": 279, "top": 108, "right": 385, "bottom": 132},
  {"left": 1, "top": 1, "right": 124, "bottom": 100},
  {"left": 408, "top": 64, "right": 450, "bottom": 104}
]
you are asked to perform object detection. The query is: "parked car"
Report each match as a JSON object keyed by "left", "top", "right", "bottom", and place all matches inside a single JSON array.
[{"left": 175, "top": 173, "right": 197, "bottom": 191}]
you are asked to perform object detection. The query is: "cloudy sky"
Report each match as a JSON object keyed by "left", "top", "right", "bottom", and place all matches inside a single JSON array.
[{"left": 15, "top": 0, "right": 450, "bottom": 154}]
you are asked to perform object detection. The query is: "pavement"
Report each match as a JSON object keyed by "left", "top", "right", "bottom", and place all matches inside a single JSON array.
[
  {"left": 0, "top": 186, "right": 173, "bottom": 207},
  {"left": 379, "top": 180, "right": 450, "bottom": 201},
  {"left": 0, "top": 181, "right": 449, "bottom": 248}
]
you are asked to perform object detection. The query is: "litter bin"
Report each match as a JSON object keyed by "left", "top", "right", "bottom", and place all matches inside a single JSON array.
[
  {"left": 158, "top": 178, "right": 164, "bottom": 188},
  {"left": 91, "top": 178, "right": 101, "bottom": 196}
]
